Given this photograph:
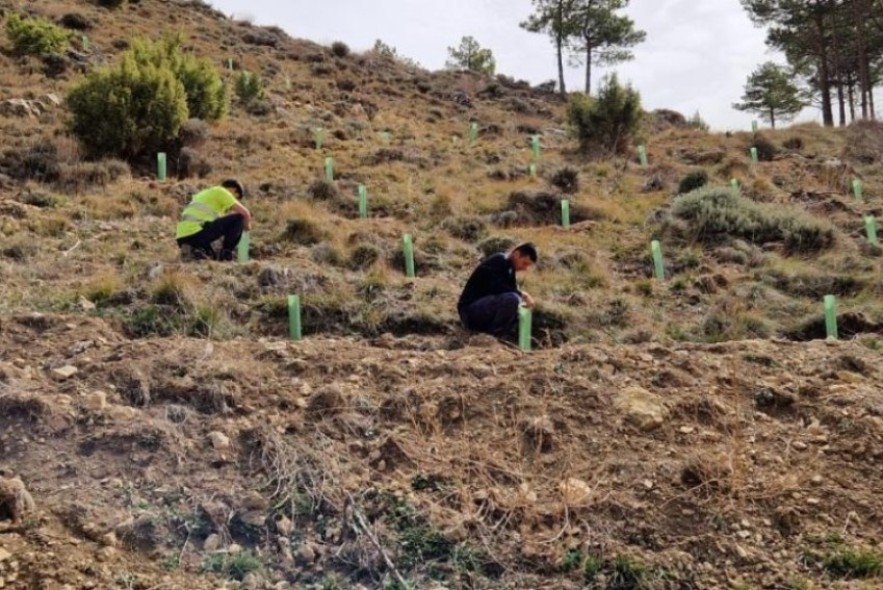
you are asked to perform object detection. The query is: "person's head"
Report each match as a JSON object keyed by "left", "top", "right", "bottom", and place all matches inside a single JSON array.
[
  {"left": 508, "top": 242, "right": 538, "bottom": 271},
  {"left": 221, "top": 178, "right": 245, "bottom": 200}
]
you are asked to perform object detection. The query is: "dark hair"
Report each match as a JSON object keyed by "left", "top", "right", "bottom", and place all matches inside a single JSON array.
[
  {"left": 221, "top": 178, "right": 245, "bottom": 199},
  {"left": 513, "top": 242, "right": 538, "bottom": 262}
]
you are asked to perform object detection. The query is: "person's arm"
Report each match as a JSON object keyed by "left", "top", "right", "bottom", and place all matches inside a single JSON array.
[{"left": 229, "top": 202, "right": 252, "bottom": 230}]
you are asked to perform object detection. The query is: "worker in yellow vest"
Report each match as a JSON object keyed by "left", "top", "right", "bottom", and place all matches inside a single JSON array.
[{"left": 175, "top": 179, "right": 251, "bottom": 261}]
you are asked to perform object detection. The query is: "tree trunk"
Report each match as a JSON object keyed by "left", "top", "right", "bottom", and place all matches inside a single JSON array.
[
  {"left": 556, "top": 33, "right": 566, "bottom": 95},
  {"left": 770, "top": 107, "right": 776, "bottom": 129},
  {"left": 555, "top": 0, "right": 566, "bottom": 95},
  {"left": 584, "top": 43, "right": 592, "bottom": 94},
  {"left": 855, "top": 0, "right": 872, "bottom": 119},
  {"left": 848, "top": 73, "right": 856, "bottom": 122},
  {"left": 815, "top": 12, "right": 835, "bottom": 126},
  {"left": 837, "top": 79, "right": 847, "bottom": 127},
  {"left": 870, "top": 86, "right": 876, "bottom": 120}
]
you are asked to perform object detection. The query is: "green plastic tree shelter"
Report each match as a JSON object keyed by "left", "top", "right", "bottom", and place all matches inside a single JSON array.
[
  {"left": 469, "top": 122, "right": 479, "bottom": 142},
  {"left": 379, "top": 131, "right": 392, "bottom": 143},
  {"left": 864, "top": 216, "right": 878, "bottom": 246},
  {"left": 314, "top": 127, "right": 324, "bottom": 150},
  {"left": 81, "top": 35, "right": 89, "bottom": 50},
  {"left": 852, "top": 178, "right": 863, "bottom": 201},
  {"left": 651, "top": 240, "right": 665, "bottom": 281},
  {"left": 730, "top": 179, "right": 740, "bottom": 190},
  {"left": 157, "top": 152, "right": 166, "bottom": 181},
  {"left": 237, "top": 231, "right": 250, "bottom": 262},
  {"left": 518, "top": 306, "right": 532, "bottom": 352},
  {"left": 823, "top": 295, "right": 837, "bottom": 340},
  {"left": 531, "top": 135, "right": 540, "bottom": 160},
  {"left": 637, "top": 144, "right": 648, "bottom": 167},
  {"left": 561, "top": 199, "right": 570, "bottom": 227},
  {"left": 752, "top": 120, "right": 758, "bottom": 133},
  {"left": 750, "top": 147, "right": 758, "bottom": 163},
  {"left": 402, "top": 234, "right": 415, "bottom": 278},
  {"left": 324, "top": 157, "right": 334, "bottom": 182},
  {"left": 528, "top": 163, "right": 537, "bottom": 178},
  {"left": 358, "top": 185, "right": 368, "bottom": 219},
  {"left": 288, "top": 294, "right": 302, "bottom": 341}
]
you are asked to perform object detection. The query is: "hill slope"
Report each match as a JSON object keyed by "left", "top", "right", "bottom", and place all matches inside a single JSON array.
[{"left": 1, "top": 1, "right": 883, "bottom": 589}]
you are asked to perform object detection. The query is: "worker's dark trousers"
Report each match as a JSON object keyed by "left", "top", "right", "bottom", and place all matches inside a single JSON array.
[
  {"left": 459, "top": 292, "right": 521, "bottom": 337},
  {"left": 177, "top": 214, "right": 244, "bottom": 261}
]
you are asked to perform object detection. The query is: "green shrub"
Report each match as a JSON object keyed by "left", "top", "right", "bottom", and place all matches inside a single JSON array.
[
  {"left": 567, "top": 74, "right": 643, "bottom": 154},
  {"left": 131, "top": 35, "right": 227, "bottom": 121},
  {"left": 234, "top": 71, "right": 264, "bottom": 104},
  {"left": 67, "top": 55, "right": 188, "bottom": 159},
  {"left": 5, "top": 13, "right": 70, "bottom": 56},
  {"left": 549, "top": 166, "right": 579, "bottom": 194},
  {"left": 66, "top": 36, "right": 225, "bottom": 159},
  {"left": 670, "top": 186, "right": 835, "bottom": 253},
  {"left": 330, "top": 41, "right": 350, "bottom": 57},
  {"left": 677, "top": 170, "right": 709, "bottom": 194}
]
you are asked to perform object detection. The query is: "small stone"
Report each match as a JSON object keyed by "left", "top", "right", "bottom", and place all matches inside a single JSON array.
[
  {"left": 227, "top": 543, "right": 243, "bottom": 555},
  {"left": 792, "top": 441, "right": 808, "bottom": 450},
  {"left": 559, "top": 478, "right": 592, "bottom": 505},
  {"left": 77, "top": 296, "right": 96, "bottom": 311},
  {"left": 84, "top": 391, "right": 107, "bottom": 412},
  {"left": 678, "top": 426, "right": 695, "bottom": 434},
  {"left": 208, "top": 431, "right": 230, "bottom": 450},
  {"left": 51, "top": 365, "right": 78, "bottom": 380},
  {"left": 0, "top": 548, "right": 10, "bottom": 562},
  {"left": 806, "top": 497, "right": 820, "bottom": 506},
  {"left": 203, "top": 533, "right": 222, "bottom": 551}
]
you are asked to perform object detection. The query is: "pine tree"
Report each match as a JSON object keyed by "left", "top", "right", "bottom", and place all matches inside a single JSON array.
[
  {"left": 445, "top": 36, "right": 496, "bottom": 76},
  {"left": 734, "top": 62, "right": 806, "bottom": 128}
]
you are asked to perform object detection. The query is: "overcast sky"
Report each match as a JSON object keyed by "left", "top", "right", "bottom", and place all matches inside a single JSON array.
[{"left": 207, "top": 0, "right": 819, "bottom": 131}]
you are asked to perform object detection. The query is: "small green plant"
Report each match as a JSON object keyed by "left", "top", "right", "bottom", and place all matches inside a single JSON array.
[
  {"left": 610, "top": 554, "right": 647, "bottom": 588},
  {"left": 560, "top": 548, "right": 582, "bottom": 573},
  {"left": 200, "top": 551, "right": 262, "bottom": 581},
  {"left": 5, "top": 13, "right": 70, "bottom": 56},
  {"left": 677, "top": 170, "right": 709, "bottom": 194},
  {"left": 234, "top": 71, "right": 264, "bottom": 104},
  {"left": 823, "top": 547, "right": 883, "bottom": 579},
  {"left": 583, "top": 555, "right": 602, "bottom": 581}
]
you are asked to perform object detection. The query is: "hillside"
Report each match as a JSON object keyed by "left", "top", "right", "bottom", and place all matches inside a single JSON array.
[{"left": 1, "top": 1, "right": 883, "bottom": 589}]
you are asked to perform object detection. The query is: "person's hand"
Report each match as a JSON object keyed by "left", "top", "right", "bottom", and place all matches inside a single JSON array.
[{"left": 521, "top": 290, "right": 536, "bottom": 309}]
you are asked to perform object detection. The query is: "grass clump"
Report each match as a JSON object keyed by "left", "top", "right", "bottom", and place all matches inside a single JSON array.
[
  {"left": 823, "top": 547, "right": 883, "bottom": 579},
  {"left": 200, "top": 551, "right": 262, "bottom": 581},
  {"left": 670, "top": 186, "right": 835, "bottom": 254},
  {"left": 677, "top": 170, "right": 708, "bottom": 195}
]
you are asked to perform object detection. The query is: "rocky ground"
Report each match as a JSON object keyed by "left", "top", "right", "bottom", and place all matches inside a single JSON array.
[{"left": 2, "top": 311, "right": 883, "bottom": 589}]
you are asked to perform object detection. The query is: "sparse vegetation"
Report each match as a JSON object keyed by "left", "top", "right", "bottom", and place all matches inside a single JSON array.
[{"left": 4, "top": 2, "right": 883, "bottom": 590}]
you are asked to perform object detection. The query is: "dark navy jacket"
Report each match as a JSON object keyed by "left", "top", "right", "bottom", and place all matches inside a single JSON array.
[{"left": 457, "top": 253, "right": 520, "bottom": 311}]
